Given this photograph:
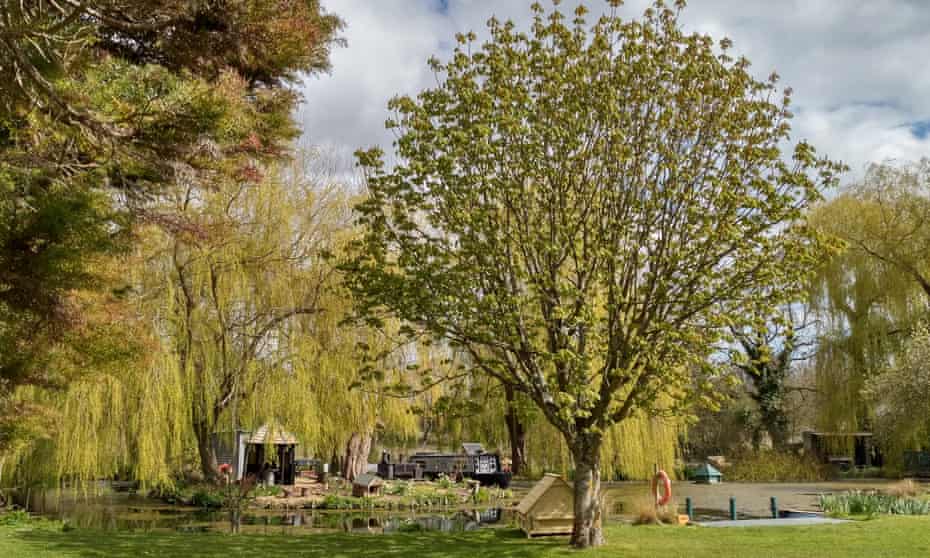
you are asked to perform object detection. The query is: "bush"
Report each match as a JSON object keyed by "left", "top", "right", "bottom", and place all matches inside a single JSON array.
[
  {"left": 322, "top": 494, "right": 365, "bottom": 509},
  {"left": 251, "top": 484, "right": 283, "bottom": 498},
  {"left": 472, "top": 487, "right": 491, "bottom": 505},
  {"left": 191, "top": 488, "right": 225, "bottom": 509},
  {"left": 726, "top": 451, "right": 828, "bottom": 482},
  {"left": 385, "top": 481, "right": 411, "bottom": 496},
  {"left": 397, "top": 520, "right": 424, "bottom": 532},
  {"left": 820, "top": 491, "right": 930, "bottom": 517},
  {"left": 0, "top": 509, "right": 31, "bottom": 526}
]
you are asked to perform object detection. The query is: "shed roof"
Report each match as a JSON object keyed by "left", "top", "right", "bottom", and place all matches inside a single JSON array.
[
  {"left": 245, "top": 424, "right": 298, "bottom": 445},
  {"left": 516, "top": 473, "right": 571, "bottom": 516},
  {"left": 693, "top": 463, "right": 723, "bottom": 478},
  {"left": 353, "top": 473, "right": 383, "bottom": 487}
]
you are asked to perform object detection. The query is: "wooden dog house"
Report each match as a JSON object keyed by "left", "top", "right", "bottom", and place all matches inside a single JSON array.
[{"left": 516, "top": 473, "right": 574, "bottom": 537}]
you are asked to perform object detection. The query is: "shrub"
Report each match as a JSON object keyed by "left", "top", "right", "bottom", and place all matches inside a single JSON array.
[
  {"left": 0, "top": 509, "right": 31, "bottom": 526},
  {"left": 250, "top": 484, "right": 283, "bottom": 498},
  {"left": 385, "top": 481, "right": 411, "bottom": 496},
  {"left": 322, "top": 494, "right": 365, "bottom": 509},
  {"left": 397, "top": 521, "right": 424, "bottom": 532},
  {"left": 726, "top": 451, "right": 828, "bottom": 482},
  {"left": 436, "top": 474, "right": 456, "bottom": 490},
  {"left": 191, "top": 488, "right": 225, "bottom": 509},
  {"left": 472, "top": 487, "right": 491, "bottom": 505}
]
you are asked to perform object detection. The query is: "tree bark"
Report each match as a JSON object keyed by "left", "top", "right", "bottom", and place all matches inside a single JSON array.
[
  {"left": 343, "top": 431, "right": 372, "bottom": 481},
  {"left": 194, "top": 419, "right": 220, "bottom": 482},
  {"left": 570, "top": 441, "right": 604, "bottom": 548},
  {"left": 504, "top": 383, "right": 528, "bottom": 475}
]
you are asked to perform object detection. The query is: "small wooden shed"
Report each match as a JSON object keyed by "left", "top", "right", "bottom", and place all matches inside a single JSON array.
[
  {"left": 352, "top": 473, "right": 384, "bottom": 498},
  {"left": 516, "top": 473, "right": 574, "bottom": 537},
  {"left": 692, "top": 463, "right": 723, "bottom": 484}
]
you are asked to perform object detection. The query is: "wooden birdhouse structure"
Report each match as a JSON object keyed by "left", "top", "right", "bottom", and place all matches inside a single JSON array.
[
  {"left": 515, "top": 473, "right": 574, "bottom": 537},
  {"left": 352, "top": 473, "right": 384, "bottom": 498}
]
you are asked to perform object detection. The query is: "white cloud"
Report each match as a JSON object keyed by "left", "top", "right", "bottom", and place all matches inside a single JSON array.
[{"left": 299, "top": 0, "right": 930, "bottom": 179}]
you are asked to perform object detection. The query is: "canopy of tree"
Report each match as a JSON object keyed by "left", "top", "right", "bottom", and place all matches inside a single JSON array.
[
  {"left": 0, "top": 0, "right": 342, "bottom": 469},
  {"left": 345, "top": 0, "right": 842, "bottom": 548}
]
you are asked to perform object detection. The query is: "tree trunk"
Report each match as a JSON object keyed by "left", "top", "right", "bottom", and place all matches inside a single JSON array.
[
  {"left": 570, "top": 442, "right": 604, "bottom": 548},
  {"left": 504, "top": 384, "right": 528, "bottom": 475},
  {"left": 343, "top": 431, "right": 372, "bottom": 481},
  {"left": 194, "top": 419, "right": 220, "bottom": 482}
]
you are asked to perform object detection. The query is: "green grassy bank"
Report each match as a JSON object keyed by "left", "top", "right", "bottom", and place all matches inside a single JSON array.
[{"left": 2, "top": 517, "right": 930, "bottom": 557}]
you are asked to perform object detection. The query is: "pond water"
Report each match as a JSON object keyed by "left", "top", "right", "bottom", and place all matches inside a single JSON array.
[{"left": 20, "top": 479, "right": 900, "bottom": 534}]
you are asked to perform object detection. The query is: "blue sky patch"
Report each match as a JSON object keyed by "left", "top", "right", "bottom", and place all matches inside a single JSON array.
[{"left": 909, "top": 120, "right": 930, "bottom": 140}]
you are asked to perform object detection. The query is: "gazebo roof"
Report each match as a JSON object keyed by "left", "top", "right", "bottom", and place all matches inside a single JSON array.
[{"left": 245, "top": 424, "right": 298, "bottom": 445}]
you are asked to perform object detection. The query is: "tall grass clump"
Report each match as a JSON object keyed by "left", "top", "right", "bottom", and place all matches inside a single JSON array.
[{"left": 820, "top": 491, "right": 930, "bottom": 517}]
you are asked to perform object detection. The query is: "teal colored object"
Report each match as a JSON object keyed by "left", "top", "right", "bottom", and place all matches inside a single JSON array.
[
  {"left": 729, "top": 497, "right": 737, "bottom": 520},
  {"left": 770, "top": 496, "right": 778, "bottom": 519},
  {"left": 692, "top": 463, "right": 723, "bottom": 484},
  {"left": 686, "top": 497, "right": 693, "bottom": 520}
]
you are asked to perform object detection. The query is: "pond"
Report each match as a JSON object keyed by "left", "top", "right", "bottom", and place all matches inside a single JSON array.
[{"left": 20, "top": 479, "right": 900, "bottom": 534}]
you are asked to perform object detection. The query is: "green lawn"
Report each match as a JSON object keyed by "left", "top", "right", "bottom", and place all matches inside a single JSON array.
[{"left": 3, "top": 518, "right": 930, "bottom": 557}]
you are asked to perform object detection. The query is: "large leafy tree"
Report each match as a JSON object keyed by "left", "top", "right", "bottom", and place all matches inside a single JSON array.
[
  {"left": 808, "top": 160, "right": 928, "bottom": 435},
  {"left": 346, "top": 0, "right": 841, "bottom": 547},
  {"left": 728, "top": 306, "right": 817, "bottom": 451},
  {"left": 0, "top": 1, "right": 342, "bottom": 455},
  {"left": 865, "top": 322, "right": 930, "bottom": 455}
]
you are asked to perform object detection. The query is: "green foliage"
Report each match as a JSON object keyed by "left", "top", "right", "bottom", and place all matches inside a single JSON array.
[
  {"left": 820, "top": 491, "right": 930, "bottom": 517},
  {"left": 0, "top": 0, "right": 343, "bottom": 478},
  {"left": 0, "top": 510, "right": 31, "bottom": 526},
  {"left": 322, "top": 495, "right": 366, "bottom": 510},
  {"left": 385, "top": 481, "right": 411, "bottom": 496},
  {"left": 472, "top": 487, "right": 492, "bottom": 505},
  {"left": 191, "top": 488, "right": 225, "bottom": 510},
  {"left": 251, "top": 485, "right": 284, "bottom": 498},
  {"left": 864, "top": 323, "right": 930, "bottom": 459},
  {"left": 725, "top": 451, "right": 828, "bottom": 482},
  {"left": 436, "top": 474, "right": 457, "bottom": 490},
  {"left": 809, "top": 160, "right": 930, "bottom": 442},
  {"left": 346, "top": 1, "right": 841, "bottom": 544}
]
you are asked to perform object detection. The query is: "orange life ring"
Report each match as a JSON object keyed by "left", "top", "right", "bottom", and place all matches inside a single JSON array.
[{"left": 651, "top": 470, "right": 672, "bottom": 506}]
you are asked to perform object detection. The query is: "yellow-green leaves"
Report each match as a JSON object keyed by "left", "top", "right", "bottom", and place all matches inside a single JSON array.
[{"left": 347, "top": 0, "right": 840, "bottom": 472}]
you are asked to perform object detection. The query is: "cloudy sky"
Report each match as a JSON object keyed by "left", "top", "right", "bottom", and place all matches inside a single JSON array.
[{"left": 298, "top": 0, "right": 930, "bottom": 180}]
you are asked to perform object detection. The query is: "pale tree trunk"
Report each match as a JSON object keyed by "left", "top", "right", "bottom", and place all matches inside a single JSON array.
[
  {"left": 570, "top": 440, "right": 604, "bottom": 548},
  {"left": 343, "top": 431, "right": 372, "bottom": 481}
]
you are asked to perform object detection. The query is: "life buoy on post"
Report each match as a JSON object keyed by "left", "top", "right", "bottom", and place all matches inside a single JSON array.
[{"left": 652, "top": 470, "right": 672, "bottom": 506}]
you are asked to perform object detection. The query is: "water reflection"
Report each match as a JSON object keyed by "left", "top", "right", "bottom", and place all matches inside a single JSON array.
[
  {"left": 21, "top": 489, "right": 508, "bottom": 534},
  {"left": 22, "top": 479, "right": 901, "bottom": 534}
]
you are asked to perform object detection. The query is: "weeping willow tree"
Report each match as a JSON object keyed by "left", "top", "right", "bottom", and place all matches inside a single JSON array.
[
  {"left": 809, "top": 161, "right": 929, "bottom": 440},
  {"left": 8, "top": 154, "right": 418, "bottom": 488},
  {"left": 410, "top": 358, "right": 682, "bottom": 481}
]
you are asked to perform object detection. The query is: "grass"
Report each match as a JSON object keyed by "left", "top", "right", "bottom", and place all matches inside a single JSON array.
[{"left": 2, "top": 516, "right": 930, "bottom": 557}]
